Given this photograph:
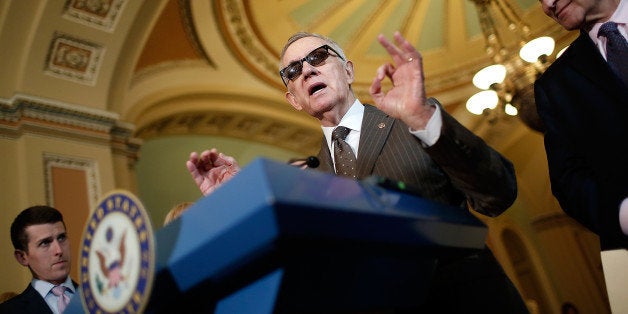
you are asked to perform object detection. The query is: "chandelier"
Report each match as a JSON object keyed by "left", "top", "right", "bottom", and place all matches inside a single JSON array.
[{"left": 466, "top": 0, "right": 562, "bottom": 131}]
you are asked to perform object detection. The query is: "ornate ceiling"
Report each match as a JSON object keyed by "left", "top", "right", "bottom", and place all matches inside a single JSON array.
[
  {"left": 206, "top": 0, "right": 569, "bottom": 102},
  {"left": 131, "top": 0, "right": 573, "bottom": 155},
  {"left": 0, "top": 0, "right": 574, "bottom": 156},
  {"left": 212, "top": 0, "right": 527, "bottom": 94}
]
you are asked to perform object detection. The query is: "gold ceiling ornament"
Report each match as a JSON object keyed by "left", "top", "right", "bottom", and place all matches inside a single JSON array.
[
  {"left": 466, "top": 0, "right": 558, "bottom": 132},
  {"left": 214, "top": 0, "right": 284, "bottom": 89}
]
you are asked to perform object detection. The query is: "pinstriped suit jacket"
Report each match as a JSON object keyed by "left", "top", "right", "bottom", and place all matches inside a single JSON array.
[
  {"left": 313, "top": 99, "right": 527, "bottom": 312},
  {"left": 316, "top": 98, "right": 517, "bottom": 217}
]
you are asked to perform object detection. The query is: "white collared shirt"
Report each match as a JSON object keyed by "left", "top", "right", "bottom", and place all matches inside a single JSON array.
[
  {"left": 322, "top": 99, "right": 363, "bottom": 163},
  {"left": 321, "top": 99, "right": 443, "bottom": 167},
  {"left": 32, "top": 277, "right": 75, "bottom": 314}
]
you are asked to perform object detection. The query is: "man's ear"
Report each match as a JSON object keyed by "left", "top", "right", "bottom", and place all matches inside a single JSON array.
[
  {"left": 344, "top": 61, "right": 355, "bottom": 84},
  {"left": 285, "top": 91, "right": 303, "bottom": 111},
  {"left": 14, "top": 250, "right": 28, "bottom": 267}
]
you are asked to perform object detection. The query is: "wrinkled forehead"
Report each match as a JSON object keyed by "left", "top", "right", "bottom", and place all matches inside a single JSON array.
[
  {"left": 281, "top": 37, "right": 328, "bottom": 66},
  {"left": 25, "top": 221, "right": 66, "bottom": 243}
]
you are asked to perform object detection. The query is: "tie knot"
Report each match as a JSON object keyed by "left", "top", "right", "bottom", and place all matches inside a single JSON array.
[
  {"left": 51, "top": 285, "right": 66, "bottom": 296},
  {"left": 598, "top": 21, "right": 619, "bottom": 38},
  {"left": 332, "top": 126, "right": 351, "bottom": 141}
]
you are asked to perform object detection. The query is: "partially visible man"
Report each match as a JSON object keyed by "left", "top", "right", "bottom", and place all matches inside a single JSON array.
[
  {"left": 535, "top": 0, "right": 628, "bottom": 250},
  {"left": 163, "top": 201, "right": 195, "bottom": 225},
  {"left": 0, "top": 206, "right": 76, "bottom": 314},
  {"left": 187, "top": 31, "right": 527, "bottom": 313}
]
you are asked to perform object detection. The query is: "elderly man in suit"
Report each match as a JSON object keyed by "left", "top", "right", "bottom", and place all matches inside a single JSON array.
[
  {"left": 187, "top": 31, "right": 527, "bottom": 312},
  {"left": 0, "top": 206, "right": 76, "bottom": 314},
  {"left": 535, "top": 0, "right": 628, "bottom": 250}
]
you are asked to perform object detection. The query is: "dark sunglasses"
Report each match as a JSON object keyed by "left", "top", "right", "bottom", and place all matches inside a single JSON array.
[{"left": 279, "top": 44, "right": 345, "bottom": 86}]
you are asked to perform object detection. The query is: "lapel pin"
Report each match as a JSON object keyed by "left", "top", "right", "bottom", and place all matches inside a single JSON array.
[{"left": 378, "top": 122, "right": 386, "bottom": 129}]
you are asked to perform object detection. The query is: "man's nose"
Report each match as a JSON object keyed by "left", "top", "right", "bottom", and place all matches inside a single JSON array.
[
  {"left": 302, "top": 61, "right": 318, "bottom": 79},
  {"left": 51, "top": 240, "right": 63, "bottom": 255}
]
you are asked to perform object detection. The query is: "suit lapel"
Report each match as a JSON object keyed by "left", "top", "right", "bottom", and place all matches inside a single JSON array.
[
  {"left": 316, "top": 139, "right": 334, "bottom": 174},
  {"left": 315, "top": 104, "right": 394, "bottom": 178},
  {"left": 21, "top": 284, "right": 53, "bottom": 314},
  {"left": 567, "top": 32, "right": 628, "bottom": 101},
  {"left": 357, "top": 105, "right": 395, "bottom": 178}
]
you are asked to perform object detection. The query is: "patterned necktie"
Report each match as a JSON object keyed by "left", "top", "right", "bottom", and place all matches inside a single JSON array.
[
  {"left": 51, "top": 285, "right": 70, "bottom": 313},
  {"left": 598, "top": 22, "right": 628, "bottom": 86},
  {"left": 331, "top": 126, "right": 357, "bottom": 178}
]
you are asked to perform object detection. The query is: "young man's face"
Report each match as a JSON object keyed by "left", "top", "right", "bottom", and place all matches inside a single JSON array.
[
  {"left": 539, "top": 0, "right": 607, "bottom": 30},
  {"left": 282, "top": 36, "right": 355, "bottom": 120},
  {"left": 15, "top": 222, "right": 71, "bottom": 285}
]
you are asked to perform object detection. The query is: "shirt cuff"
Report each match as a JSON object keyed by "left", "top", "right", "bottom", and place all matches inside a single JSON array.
[
  {"left": 620, "top": 198, "right": 628, "bottom": 236},
  {"left": 409, "top": 104, "right": 442, "bottom": 147}
]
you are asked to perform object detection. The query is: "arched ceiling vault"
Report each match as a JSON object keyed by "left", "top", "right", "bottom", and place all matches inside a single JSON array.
[{"left": 129, "top": 0, "right": 576, "bottom": 154}]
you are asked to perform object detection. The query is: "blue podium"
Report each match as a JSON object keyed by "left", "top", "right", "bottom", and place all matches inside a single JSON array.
[{"left": 146, "top": 158, "right": 487, "bottom": 313}]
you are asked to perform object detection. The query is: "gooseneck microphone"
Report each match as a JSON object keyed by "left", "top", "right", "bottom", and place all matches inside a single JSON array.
[
  {"left": 288, "top": 156, "right": 320, "bottom": 168},
  {"left": 305, "top": 156, "right": 320, "bottom": 168}
]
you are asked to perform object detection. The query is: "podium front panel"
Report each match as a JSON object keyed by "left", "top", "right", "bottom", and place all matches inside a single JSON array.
[{"left": 147, "top": 158, "right": 487, "bottom": 313}]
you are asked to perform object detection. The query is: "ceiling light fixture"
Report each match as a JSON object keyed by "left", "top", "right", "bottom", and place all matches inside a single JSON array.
[{"left": 467, "top": 0, "right": 559, "bottom": 131}]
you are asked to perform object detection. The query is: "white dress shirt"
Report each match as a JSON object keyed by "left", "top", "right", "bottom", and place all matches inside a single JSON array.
[{"left": 321, "top": 99, "right": 444, "bottom": 171}]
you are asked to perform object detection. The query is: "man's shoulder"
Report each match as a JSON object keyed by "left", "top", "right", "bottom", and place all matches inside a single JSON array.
[
  {"left": 0, "top": 288, "right": 29, "bottom": 312},
  {"left": 0, "top": 285, "right": 49, "bottom": 314},
  {"left": 537, "top": 31, "right": 601, "bottom": 88},
  {"left": 361, "top": 103, "right": 389, "bottom": 119},
  {"left": 540, "top": 32, "right": 589, "bottom": 71},
  {"left": 0, "top": 293, "right": 22, "bottom": 313}
]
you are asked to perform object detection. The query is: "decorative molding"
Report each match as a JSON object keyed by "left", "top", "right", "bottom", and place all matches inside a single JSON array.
[
  {"left": 0, "top": 94, "right": 140, "bottom": 165},
  {"left": 130, "top": 59, "right": 208, "bottom": 86},
  {"left": 0, "top": 94, "right": 117, "bottom": 135},
  {"left": 214, "top": 0, "right": 284, "bottom": 89},
  {"left": 178, "top": 0, "right": 215, "bottom": 68},
  {"left": 63, "top": 0, "right": 127, "bottom": 32},
  {"left": 111, "top": 120, "right": 142, "bottom": 168},
  {"left": 45, "top": 32, "right": 104, "bottom": 85},
  {"left": 44, "top": 152, "right": 101, "bottom": 211},
  {"left": 135, "top": 110, "right": 321, "bottom": 156}
]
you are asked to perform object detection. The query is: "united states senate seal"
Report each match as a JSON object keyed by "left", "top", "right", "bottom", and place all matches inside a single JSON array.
[{"left": 79, "top": 190, "right": 155, "bottom": 313}]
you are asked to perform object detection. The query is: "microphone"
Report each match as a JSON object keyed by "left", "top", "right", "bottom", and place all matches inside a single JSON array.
[
  {"left": 305, "top": 156, "right": 320, "bottom": 168},
  {"left": 288, "top": 156, "right": 320, "bottom": 168}
]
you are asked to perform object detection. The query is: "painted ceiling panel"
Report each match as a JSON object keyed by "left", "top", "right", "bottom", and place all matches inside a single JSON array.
[
  {"left": 216, "top": 0, "right": 537, "bottom": 93},
  {"left": 418, "top": 0, "right": 444, "bottom": 51}
]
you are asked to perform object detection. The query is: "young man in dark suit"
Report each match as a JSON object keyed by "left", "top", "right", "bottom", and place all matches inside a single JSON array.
[
  {"left": 186, "top": 31, "right": 527, "bottom": 313},
  {"left": 535, "top": 0, "right": 628, "bottom": 250},
  {"left": 0, "top": 206, "right": 77, "bottom": 314}
]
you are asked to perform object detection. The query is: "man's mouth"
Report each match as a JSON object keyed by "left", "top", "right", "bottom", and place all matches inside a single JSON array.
[{"left": 308, "top": 82, "right": 327, "bottom": 95}]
